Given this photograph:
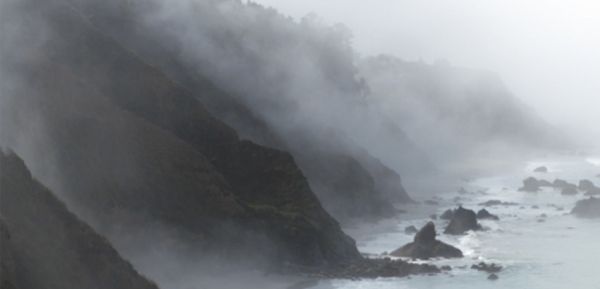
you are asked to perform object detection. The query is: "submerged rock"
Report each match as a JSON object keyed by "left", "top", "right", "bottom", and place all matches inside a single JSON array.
[
  {"left": 390, "top": 222, "right": 463, "bottom": 259},
  {"left": 533, "top": 166, "right": 548, "bottom": 173},
  {"left": 476, "top": 209, "right": 499, "bottom": 220},
  {"left": 571, "top": 197, "right": 600, "bottom": 218},
  {"left": 471, "top": 262, "right": 502, "bottom": 273},
  {"left": 518, "top": 177, "right": 539, "bottom": 192},
  {"left": 444, "top": 207, "right": 481, "bottom": 235},
  {"left": 440, "top": 209, "right": 455, "bottom": 220}
]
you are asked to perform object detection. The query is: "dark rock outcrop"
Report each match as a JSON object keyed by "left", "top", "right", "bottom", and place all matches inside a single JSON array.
[
  {"left": 533, "top": 166, "right": 548, "bottom": 173},
  {"left": 444, "top": 207, "right": 481, "bottom": 235},
  {"left": 538, "top": 179, "right": 553, "bottom": 187},
  {"left": 561, "top": 184, "right": 579, "bottom": 195},
  {"left": 518, "top": 177, "right": 539, "bottom": 192},
  {"left": 488, "top": 273, "right": 499, "bottom": 280},
  {"left": 390, "top": 222, "right": 463, "bottom": 259},
  {"left": 440, "top": 209, "right": 455, "bottom": 220},
  {"left": 476, "top": 209, "right": 500, "bottom": 220},
  {"left": 571, "top": 197, "right": 600, "bottom": 218},
  {"left": 585, "top": 186, "right": 600, "bottom": 196},
  {"left": 553, "top": 179, "right": 573, "bottom": 188},
  {"left": 578, "top": 179, "right": 596, "bottom": 191},
  {"left": 478, "top": 200, "right": 518, "bottom": 207}
]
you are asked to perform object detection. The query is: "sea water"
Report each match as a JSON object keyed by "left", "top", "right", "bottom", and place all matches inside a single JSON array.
[{"left": 325, "top": 152, "right": 600, "bottom": 289}]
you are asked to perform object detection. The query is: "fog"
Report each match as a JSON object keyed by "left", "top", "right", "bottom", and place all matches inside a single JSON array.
[{"left": 252, "top": 0, "right": 600, "bottom": 147}]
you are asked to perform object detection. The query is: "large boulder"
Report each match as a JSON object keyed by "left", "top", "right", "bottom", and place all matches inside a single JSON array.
[
  {"left": 476, "top": 209, "right": 499, "bottom": 220},
  {"left": 444, "top": 207, "right": 481, "bottom": 235},
  {"left": 578, "top": 180, "right": 596, "bottom": 191},
  {"left": 390, "top": 222, "right": 463, "bottom": 259},
  {"left": 571, "top": 197, "right": 600, "bottom": 218},
  {"left": 518, "top": 177, "right": 539, "bottom": 192},
  {"left": 533, "top": 166, "right": 548, "bottom": 173}
]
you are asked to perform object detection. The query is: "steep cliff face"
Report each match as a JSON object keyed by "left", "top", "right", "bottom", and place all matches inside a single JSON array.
[
  {"left": 0, "top": 151, "right": 160, "bottom": 289},
  {"left": 1, "top": 0, "right": 360, "bottom": 266},
  {"left": 56, "top": 0, "right": 416, "bottom": 221}
]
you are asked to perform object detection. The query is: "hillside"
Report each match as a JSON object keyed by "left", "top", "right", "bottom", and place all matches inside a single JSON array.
[
  {"left": 0, "top": 0, "right": 360, "bottom": 269},
  {"left": 54, "top": 0, "right": 421, "bottom": 220},
  {"left": 0, "top": 150, "right": 160, "bottom": 289},
  {"left": 358, "top": 55, "right": 567, "bottom": 165}
]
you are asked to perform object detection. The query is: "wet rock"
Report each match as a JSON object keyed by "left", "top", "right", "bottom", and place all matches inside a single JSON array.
[
  {"left": 571, "top": 197, "right": 600, "bottom": 218},
  {"left": 578, "top": 179, "right": 595, "bottom": 191},
  {"left": 533, "top": 166, "right": 548, "bottom": 173},
  {"left": 424, "top": 200, "right": 439, "bottom": 206},
  {"left": 405, "top": 225, "right": 418, "bottom": 234},
  {"left": 538, "top": 179, "right": 553, "bottom": 187},
  {"left": 488, "top": 273, "right": 499, "bottom": 280},
  {"left": 441, "top": 265, "right": 452, "bottom": 271},
  {"left": 476, "top": 209, "right": 499, "bottom": 220},
  {"left": 444, "top": 207, "right": 481, "bottom": 235},
  {"left": 471, "top": 262, "right": 502, "bottom": 273},
  {"left": 391, "top": 222, "right": 463, "bottom": 259},
  {"left": 478, "top": 200, "right": 518, "bottom": 207},
  {"left": 518, "top": 177, "right": 539, "bottom": 192},
  {"left": 585, "top": 186, "right": 600, "bottom": 196},
  {"left": 531, "top": 205, "right": 539, "bottom": 209},
  {"left": 430, "top": 214, "right": 438, "bottom": 220},
  {"left": 440, "top": 209, "right": 455, "bottom": 220},
  {"left": 561, "top": 184, "right": 578, "bottom": 195}
]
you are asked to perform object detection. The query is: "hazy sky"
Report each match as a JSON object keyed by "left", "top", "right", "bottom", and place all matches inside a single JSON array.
[{"left": 252, "top": 0, "right": 600, "bottom": 145}]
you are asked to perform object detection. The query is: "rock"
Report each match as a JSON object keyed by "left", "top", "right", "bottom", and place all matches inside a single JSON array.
[
  {"left": 478, "top": 200, "right": 518, "bottom": 206},
  {"left": 458, "top": 187, "right": 468, "bottom": 194},
  {"left": 532, "top": 205, "right": 539, "bottom": 209},
  {"left": 441, "top": 265, "right": 452, "bottom": 271},
  {"left": 561, "top": 184, "right": 578, "bottom": 195},
  {"left": 578, "top": 179, "right": 596, "bottom": 191},
  {"left": 444, "top": 207, "right": 481, "bottom": 235},
  {"left": 540, "top": 214, "right": 547, "bottom": 218},
  {"left": 476, "top": 209, "right": 499, "bottom": 220},
  {"left": 488, "top": 273, "right": 499, "bottom": 280},
  {"left": 452, "top": 196, "right": 461, "bottom": 203},
  {"left": 471, "top": 262, "right": 502, "bottom": 273},
  {"left": 585, "top": 186, "right": 600, "bottom": 196},
  {"left": 571, "top": 197, "right": 600, "bottom": 218},
  {"left": 430, "top": 214, "right": 438, "bottom": 220},
  {"left": 553, "top": 179, "right": 571, "bottom": 188},
  {"left": 390, "top": 222, "right": 463, "bottom": 259},
  {"left": 537, "top": 219, "right": 545, "bottom": 222},
  {"left": 440, "top": 209, "right": 455, "bottom": 220},
  {"left": 533, "top": 166, "right": 548, "bottom": 173},
  {"left": 518, "top": 177, "right": 539, "bottom": 192},
  {"left": 538, "top": 179, "right": 553, "bottom": 187},
  {"left": 424, "top": 200, "right": 439, "bottom": 206},
  {"left": 405, "top": 225, "right": 418, "bottom": 234}
]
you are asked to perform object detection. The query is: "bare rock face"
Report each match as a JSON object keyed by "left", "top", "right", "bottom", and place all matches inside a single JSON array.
[
  {"left": 444, "top": 207, "right": 481, "bottom": 235},
  {"left": 585, "top": 186, "right": 600, "bottom": 196},
  {"left": 390, "top": 222, "right": 463, "bottom": 260},
  {"left": 476, "top": 209, "right": 499, "bottom": 220},
  {"left": 538, "top": 179, "right": 553, "bottom": 187},
  {"left": 518, "top": 177, "right": 539, "bottom": 192},
  {"left": 571, "top": 197, "right": 600, "bottom": 218}
]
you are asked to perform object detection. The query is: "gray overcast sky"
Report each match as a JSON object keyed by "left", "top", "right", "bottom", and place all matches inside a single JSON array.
[{"left": 251, "top": 0, "right": 600, "bottom": 145}]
